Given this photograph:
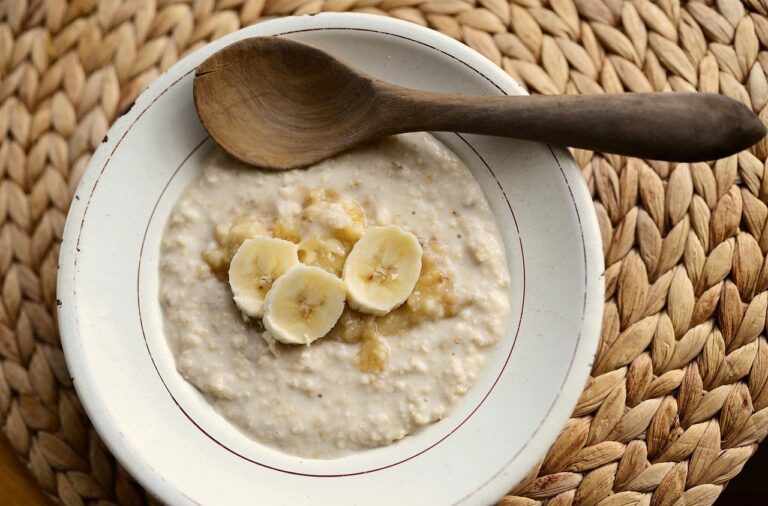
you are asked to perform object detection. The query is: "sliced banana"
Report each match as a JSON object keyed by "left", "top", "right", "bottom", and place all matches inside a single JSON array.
[
  {"left": 263, "top": 265, "right": 347, "bottom": 345},
  {"left": 342, "top": 225, "right": 423, "bottom": 316},
  {"left": 228, "top": 237, "right": 299, "bottom": 318}
]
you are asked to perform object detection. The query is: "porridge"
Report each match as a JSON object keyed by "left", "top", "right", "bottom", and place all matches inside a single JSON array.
[{"left": 160, "top": 132, "right": 511, "bottom": 458}]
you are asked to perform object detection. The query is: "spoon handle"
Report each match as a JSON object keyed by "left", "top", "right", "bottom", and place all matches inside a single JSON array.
[{"left": 378, "top": 91, "right": 765, "bottom": 162}]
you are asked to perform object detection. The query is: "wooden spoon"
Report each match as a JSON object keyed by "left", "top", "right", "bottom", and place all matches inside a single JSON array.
[{"left": 194, "top": 37, "right": 766, "bottom": 170}]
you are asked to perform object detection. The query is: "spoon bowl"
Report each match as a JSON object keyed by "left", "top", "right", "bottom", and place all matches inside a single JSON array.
[
  {"left": 194, "top": 36, "right": 766, "bottom": 170},
  {"left": 195, "top": 37, "right": 382, "bottom": 168}
]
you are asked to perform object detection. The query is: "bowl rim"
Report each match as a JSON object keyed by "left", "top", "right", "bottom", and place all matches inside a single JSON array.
[{"left": 57, "top": 12, "right": 605, "bottom": 505}]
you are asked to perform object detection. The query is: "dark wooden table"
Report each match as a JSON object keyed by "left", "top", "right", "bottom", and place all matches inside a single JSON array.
[{"left": 0, "top": 434, "right": 50, "bottom": 505}]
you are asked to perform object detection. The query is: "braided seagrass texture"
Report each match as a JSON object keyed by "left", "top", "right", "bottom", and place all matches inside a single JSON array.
[{"left": 3, "top": 0, "right": 768, "bottom": 504}]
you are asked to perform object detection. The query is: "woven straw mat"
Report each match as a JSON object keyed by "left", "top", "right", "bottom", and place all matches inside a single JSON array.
[{"left": 4, "top": 0, "right": 768, "bottom": 504}]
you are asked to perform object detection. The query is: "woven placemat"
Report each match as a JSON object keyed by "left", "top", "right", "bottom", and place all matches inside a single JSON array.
[{"left": 2, "top": 0, "right": 768, "bottom": 504}]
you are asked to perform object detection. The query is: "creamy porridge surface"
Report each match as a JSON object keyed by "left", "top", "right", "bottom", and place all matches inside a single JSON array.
[{"left": 160, "top": 133, "right": 511, "bottom": 458}]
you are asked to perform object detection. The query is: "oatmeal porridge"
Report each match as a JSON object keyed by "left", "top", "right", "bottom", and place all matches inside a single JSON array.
[{"left": 159, "top": 132, "right": 511, "bottom": 458}]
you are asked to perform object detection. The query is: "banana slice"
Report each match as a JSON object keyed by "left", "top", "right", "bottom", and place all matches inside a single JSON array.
[
  {"left": 342, "top": 225, "right": 423, "bottom": 316},
  {"left": 228, "top": 237, "right": 299, "bottom": 318},
  {"left": 263, "top": 265, "right": 347, "bottom": 345}
]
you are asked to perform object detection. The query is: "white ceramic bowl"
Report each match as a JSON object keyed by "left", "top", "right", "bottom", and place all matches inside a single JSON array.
[{"left": 58, "top": 13, "right": 604, "bottom": 505}]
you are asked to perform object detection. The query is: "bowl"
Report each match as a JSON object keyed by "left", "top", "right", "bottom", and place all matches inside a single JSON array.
[{"left": 57, "top": 13, "right": 604, "bottom": 505}]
